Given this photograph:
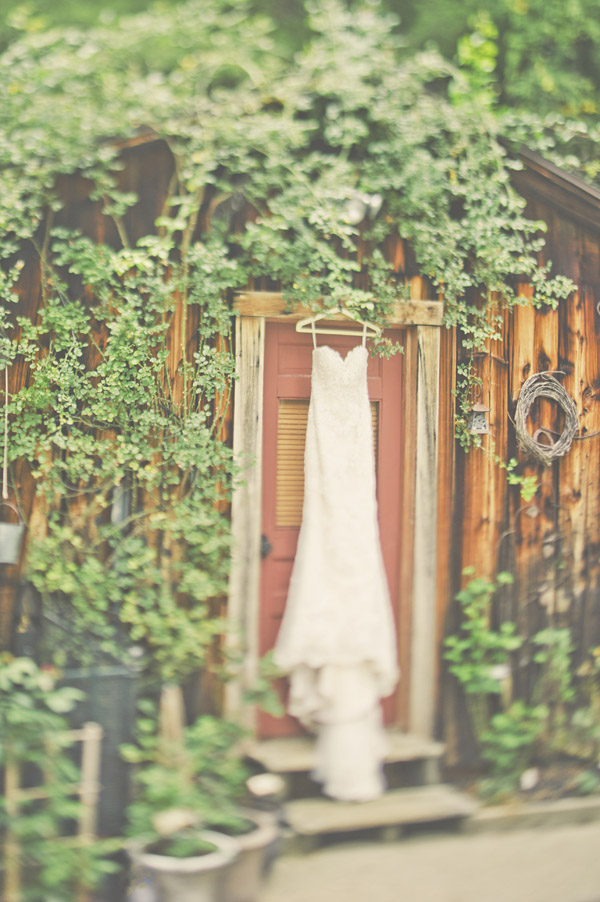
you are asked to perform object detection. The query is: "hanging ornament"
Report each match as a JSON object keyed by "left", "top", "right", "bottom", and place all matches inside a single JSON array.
[{"left": 467, "top": 401, "right": 491, "bottom": 435}]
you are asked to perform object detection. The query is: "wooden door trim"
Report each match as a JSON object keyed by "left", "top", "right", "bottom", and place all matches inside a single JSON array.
[
  {"left": 226, "top": 298, "right": 442, "bottom": 738},
  {"left": 409, "top": 324, "right": 441, "bottom": 737},
  {"left": 235, "top": 291, "right": 443, "bottom": 327},
  {"left": 225, "top": 315, "right": 265, "bottom": 730}
]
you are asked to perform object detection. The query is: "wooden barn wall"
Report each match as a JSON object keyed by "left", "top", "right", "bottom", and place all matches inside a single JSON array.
[
  {"left": 1, "top": 140, "right": 177, "bottom": 647},
  {"left": 0, "top": 138, "right": 432, "bottom": 649},
  {"left": 510, "top": 195, "right": 600, "bottom": 648},
  {"left": 3, "top": 139, "right": 600, "bottom": 761},
  {"left": 443, "top": 187, "right": 600, "bottom": 760}
]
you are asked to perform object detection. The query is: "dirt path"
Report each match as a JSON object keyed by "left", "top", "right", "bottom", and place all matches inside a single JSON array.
[{"left": 261, "top": 822, "right": 600, "bottom": 902}]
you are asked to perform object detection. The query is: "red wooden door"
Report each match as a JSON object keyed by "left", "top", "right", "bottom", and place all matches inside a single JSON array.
[{"left": 258, "top": 322, "right": 404, "bottom": 738}]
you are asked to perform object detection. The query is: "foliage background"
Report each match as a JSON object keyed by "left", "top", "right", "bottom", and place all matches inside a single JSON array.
[
  {"left": 1, "top": 0, "right": 599, "bottom": 161},
  {"left": 0, "top": 0, "right": 596, "bottom": 693}
]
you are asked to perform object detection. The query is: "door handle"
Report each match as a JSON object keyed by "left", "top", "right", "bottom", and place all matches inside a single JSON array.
[{"left": 260, "top": 534, "right": 273, "bottom": 559}]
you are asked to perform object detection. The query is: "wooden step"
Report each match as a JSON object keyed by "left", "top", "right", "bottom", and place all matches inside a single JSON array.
[
  {"left": 244, "top": 731, "right": 445, "bottom": 775},
  {"left": 284, "top": 784, "right": 478, "bottom": 851}
]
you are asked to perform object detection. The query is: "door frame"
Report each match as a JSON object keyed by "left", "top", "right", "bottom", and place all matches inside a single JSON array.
[{"left": 225, "top": 292, "right": 443, "bottom": 739}]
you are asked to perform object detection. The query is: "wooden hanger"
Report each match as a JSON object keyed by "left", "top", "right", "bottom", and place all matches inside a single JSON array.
[{"left": 295, "top": 306, "right": 381, "bottom": 339}]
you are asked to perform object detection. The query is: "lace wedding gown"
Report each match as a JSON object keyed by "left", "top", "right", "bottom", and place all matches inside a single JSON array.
[{"left": 273, "top": 341, "right": 398, "bottom": 801}]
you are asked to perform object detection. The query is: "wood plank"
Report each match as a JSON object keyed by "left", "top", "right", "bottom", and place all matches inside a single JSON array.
[
  {"left": 286, "top": 785, "right": 477, "bottom": 836},
  {"left": 458, "top": 419, "right": 495, "bottom": 580},
  {"left": 244, "top": 731, "right": 445, "bottom": 774},
  {"left": 558, "top": 286, "right": 586, "bottom": 616},
  {"left": 507, "top": 292, "right": 547, "bottom": 633},
  {"left": 458, "top": 296, "right": 511, "bottom": 587},
  {"left": 396, "top": 328, "right": 417, "bottom": 731},
  {"left": 409, "top": 325, "right": 441, "bottom": 738},
  {"left": 78, "top": 722, "right": 103, "bottom": 843},
  {"left": 558, "top": 281, "right": 600, "bottom": 628},
  {"left": 527, "top": 303, "right": 561, "bottom": 617},
  {"left": 225, "top": 316, "right": 265, "bottom": 730},
  {"left": 234, "top": 292, "right": 444, "bottom": 327},
  {"left": 436, "top": 325, "right": 462, "bottom": 766},
  {"left": 577, "top": 284, "right": 600, "bottom": 643},
  {"left": 436, "top": 326, "right": 457, "bottom": 629}
]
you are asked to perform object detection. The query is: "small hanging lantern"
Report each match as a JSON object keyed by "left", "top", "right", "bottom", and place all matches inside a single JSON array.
[{"left": 467, "top": 401, "right": 491, "bottom": 435}]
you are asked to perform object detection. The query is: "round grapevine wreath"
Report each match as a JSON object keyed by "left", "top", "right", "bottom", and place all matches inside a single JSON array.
[{"left": 514, "top": 372, "right": 578, "bottom": 464}]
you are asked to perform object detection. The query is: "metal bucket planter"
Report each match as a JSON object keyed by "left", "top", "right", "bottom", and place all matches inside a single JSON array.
[
  {"left": 220, "top": 809, "right": 280, "bottom": 902},
  {"left": 128, "top": 831, "right": 240, "bottom": 902},
  {"left": 0, "top": 502, "right": 25, "bottom": 565}
]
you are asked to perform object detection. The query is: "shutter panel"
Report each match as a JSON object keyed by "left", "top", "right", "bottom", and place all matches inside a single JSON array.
[
  {"left": 276, "top": 399, "right": 379, "bottom": 527},
  {"left": 276, "top": 400, "right": 308, "bottom": 527}
]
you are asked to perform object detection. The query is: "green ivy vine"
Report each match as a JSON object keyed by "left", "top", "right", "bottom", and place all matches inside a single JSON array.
[{"left": 0, "top": 0, "right": 576, "bottom": 682}]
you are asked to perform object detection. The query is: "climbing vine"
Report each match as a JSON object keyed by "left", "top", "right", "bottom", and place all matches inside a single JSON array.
[{"left": 0, "top": 0, "right": 576, "bottom": 678}]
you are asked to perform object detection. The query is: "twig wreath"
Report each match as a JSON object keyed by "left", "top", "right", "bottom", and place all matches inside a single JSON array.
[{"left": 514, "top": 372, "right": 579, "bottom": 464}]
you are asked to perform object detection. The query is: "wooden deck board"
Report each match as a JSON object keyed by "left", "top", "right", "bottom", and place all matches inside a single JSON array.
[
  {"left": 285, "top": 784, "right": 477, "bottom": 836},
  {"left": 244, "top": 731, "right": 445, "bottom": 775}
]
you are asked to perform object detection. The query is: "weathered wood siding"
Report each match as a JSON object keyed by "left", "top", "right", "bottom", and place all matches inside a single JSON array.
[
  {"left": 1, "top": 140, "right": 176, "bottom": 645},
  {"left": 2, "top": 138, "right": 600, "bottom": 759},
  {"left": 441, "top": 163, "right": 600, "bottom": 757},
  {"left": 453, "top": 180, "right": 600, "bottom": 625}
]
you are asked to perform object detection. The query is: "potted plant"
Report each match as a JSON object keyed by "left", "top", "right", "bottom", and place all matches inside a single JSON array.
[
  {"left": 128, "top": 823, "right": 239, "bottom": 902},
  {"left": 177, "top": 715, "right": 280, "bottom": 902},
  {"left": 123, "top": 709, "right": 279, "bottom": 902}
]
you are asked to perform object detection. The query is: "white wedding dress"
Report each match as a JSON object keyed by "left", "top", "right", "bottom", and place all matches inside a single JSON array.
[{"left": 273, "top": 340, "right": 398, "bottom": 801}]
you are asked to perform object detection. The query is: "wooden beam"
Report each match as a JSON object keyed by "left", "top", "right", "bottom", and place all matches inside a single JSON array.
[
  {"left": 396, "top": 328, "right": 417, "bottom": 731},
  {"left": 512, "top": 145, "right": 600, "bottom": 234},
  {"left": 409, "top": 324, "right": 441, "bottom": 739},
  {"left": 76, "top": 722, "right": 103, "bottom": 902},
  {"left": 225, "top": 316, "right": 265, "bottom": 731},
  {"left": 235, "top": 292, "right": 444, "bottom": 327},
  {"left": 78, "top": 724, "right": 103, "bottom": 842}
]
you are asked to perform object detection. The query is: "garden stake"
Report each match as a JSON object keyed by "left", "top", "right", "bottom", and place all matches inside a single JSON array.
[{"left": 4, "top": 759, "right": 21, "bottom": 902}]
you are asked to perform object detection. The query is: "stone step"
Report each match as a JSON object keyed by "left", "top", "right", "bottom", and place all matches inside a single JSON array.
[
  {"left": 284, "top": 784, "right": 478, "bottom": 851},
  {"left": 244, "top": 730, "right": 445, "bottom": 775}
]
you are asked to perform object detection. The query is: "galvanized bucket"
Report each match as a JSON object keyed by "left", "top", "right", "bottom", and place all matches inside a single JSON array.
[{"left": 0, "top": 501, "right": 25, "bottom": 565}]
